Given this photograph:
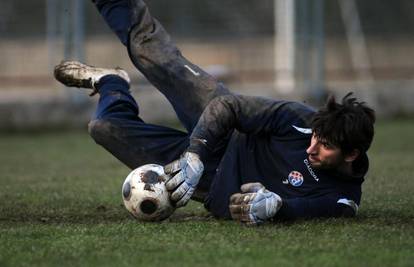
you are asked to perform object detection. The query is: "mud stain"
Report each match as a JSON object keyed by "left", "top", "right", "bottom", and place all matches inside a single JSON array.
[{"left": 144, "top": 183, "right": 155, "bottom": 192}]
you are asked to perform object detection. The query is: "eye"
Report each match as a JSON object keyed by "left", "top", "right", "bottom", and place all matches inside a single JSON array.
[
  {"left": 321, "top": 140, "right": 337, "bottom": 150},
  {"left": 322, "top": 142, "right": 332, "bottom": 149},
  {"left": 321, "top": 141, "right": 328, "bottom": 147}
]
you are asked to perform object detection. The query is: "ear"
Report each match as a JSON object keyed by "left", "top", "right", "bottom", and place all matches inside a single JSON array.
[{"left": 344, "top": 149, "right": 360, "bottom": 163}]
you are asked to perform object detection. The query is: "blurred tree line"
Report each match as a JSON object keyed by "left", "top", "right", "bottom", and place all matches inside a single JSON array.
[{"left": 0, "top": 0, "right": 413, "bottom": 39}]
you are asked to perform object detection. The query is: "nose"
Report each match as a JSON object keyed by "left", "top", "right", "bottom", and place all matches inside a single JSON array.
[{"left": 306, "top": 140, "right": 318, "bottom": 155}]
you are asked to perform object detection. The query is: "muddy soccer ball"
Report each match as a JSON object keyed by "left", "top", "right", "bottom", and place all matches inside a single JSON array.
[{"left": 122, "top": 164, "right": 175, "bottom": 221}]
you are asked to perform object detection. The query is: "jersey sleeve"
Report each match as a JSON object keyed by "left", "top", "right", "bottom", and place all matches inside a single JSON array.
[
  {"left": 187, "top": 94, "right": 314, "bottom": 160},
  {"left": 275, "top": 194, "right": 360, "bottom": 220}
]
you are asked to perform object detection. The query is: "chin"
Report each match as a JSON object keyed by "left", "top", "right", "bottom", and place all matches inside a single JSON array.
[
  {"left": 310, "top": 162, "right": 322, "bottom": 170},
  {"left": 319, "top": 162, "right": 342, "bottom": 171},
  {"left": 308, "top": 157, "right": 321, "bottom": 168}
]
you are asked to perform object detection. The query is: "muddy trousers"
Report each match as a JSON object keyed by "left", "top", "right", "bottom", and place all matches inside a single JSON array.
[{"left": 89, "top": 0, "right": 232, "bottom": 199}]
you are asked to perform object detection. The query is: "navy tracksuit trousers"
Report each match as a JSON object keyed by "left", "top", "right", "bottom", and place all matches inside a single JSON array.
[{"left": 89, "top": 0, "right": 231, "bottom": 201}]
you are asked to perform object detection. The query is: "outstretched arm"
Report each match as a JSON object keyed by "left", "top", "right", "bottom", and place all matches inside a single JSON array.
[
  {"left": 276, "top": 194, "right": 359, "bottom": 220},
  {"left": 229, "top": 183, "right": 359, "bottom": 225}
]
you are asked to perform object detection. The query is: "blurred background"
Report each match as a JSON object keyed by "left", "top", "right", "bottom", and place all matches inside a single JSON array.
[{"left": 0, "top": 0, "right": 413, "bottom": 131}]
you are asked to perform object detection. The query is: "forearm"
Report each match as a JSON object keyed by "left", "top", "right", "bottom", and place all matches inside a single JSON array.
[
  {"left": 188, "top": 94, "right": 289, "bottom": 161},
  {"left": 275, "top": 195, "right": 359, "bottom": 220}
]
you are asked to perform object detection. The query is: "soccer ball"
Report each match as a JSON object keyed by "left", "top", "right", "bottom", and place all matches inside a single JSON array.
[{"left": 121, "top": 164, "right": 175, "bottom": 221}]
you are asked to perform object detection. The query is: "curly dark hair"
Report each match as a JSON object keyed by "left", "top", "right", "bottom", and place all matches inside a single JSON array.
[{"left": 311, "top": 92, "right": 376, "bottom": 155}]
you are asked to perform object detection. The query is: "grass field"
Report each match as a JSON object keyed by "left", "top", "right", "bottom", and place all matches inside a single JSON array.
[{"left": 0, "top": 119, "right": 413, "bottom": 267}]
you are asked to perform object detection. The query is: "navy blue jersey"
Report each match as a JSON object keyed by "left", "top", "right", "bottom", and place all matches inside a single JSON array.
[{"left": 188, "top": 94, "right": 367, "bottom": 220}]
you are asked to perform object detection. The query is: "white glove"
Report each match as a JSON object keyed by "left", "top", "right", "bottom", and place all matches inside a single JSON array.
[
  {"left": 229, "top": 182, "right": 282, "bottom": 225},
  {"left": 164, "top": 152, "right": 204, "bottom": 207}
]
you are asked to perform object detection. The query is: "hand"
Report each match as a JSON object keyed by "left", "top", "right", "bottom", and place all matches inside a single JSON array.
[
  {"left": 229, "top": 183, "right": 282, "bottom": 226},
  {"left": 164, "top": 152, "right": 204, "bottom": 207}
]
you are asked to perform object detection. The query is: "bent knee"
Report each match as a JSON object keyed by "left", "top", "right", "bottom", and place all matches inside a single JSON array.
[{"left": 88, "top": 119, "right": 118, "bottom": 145}]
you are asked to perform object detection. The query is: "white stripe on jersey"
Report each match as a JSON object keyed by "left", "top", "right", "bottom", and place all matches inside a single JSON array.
[{"left": 292, "top": 125, "right": 312, "bottom": 134}]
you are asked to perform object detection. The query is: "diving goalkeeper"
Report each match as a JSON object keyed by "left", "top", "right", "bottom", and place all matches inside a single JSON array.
[{"left": 54, "top": 0, "right": 375, "bottom": 225}]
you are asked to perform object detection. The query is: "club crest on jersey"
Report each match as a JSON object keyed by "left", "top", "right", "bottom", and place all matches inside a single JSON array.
[{"left": 288, "top": 171, "right": 304, "bottom": 187}]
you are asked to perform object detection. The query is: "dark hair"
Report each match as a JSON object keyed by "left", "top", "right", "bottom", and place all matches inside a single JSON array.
[{"left": 311, "top": 92, "right": 376, "bottom": 155}]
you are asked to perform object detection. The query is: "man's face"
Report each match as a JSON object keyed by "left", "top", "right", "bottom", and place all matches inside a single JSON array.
[{"left": 306, "top": 133, "right": 344, "bottom": 170}]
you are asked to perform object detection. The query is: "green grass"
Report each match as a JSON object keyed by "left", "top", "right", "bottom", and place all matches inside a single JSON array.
[{"left": 1, "top": 119, "right": 414, "bottom": 267}]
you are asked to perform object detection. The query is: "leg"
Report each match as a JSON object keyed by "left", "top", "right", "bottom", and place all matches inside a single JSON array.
[
  {"left": 88, "top": 75, "right": 189, "bottom": 169},
  {"left": 90, "top": 75, "right": 217, "bottom": 201},
  {"left": 93, "top": 0, "right": 232, "bottom": 132}
]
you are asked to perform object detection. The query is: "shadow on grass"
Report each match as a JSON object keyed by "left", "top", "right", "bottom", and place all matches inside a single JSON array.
[
  {"left": 1, "top": 204, "right": 412, "bottom": 227},
  {"left": 356, "top": 210, "right": 414, "bottom": 226},
  {"left": 0, "top": 204, "right": 216, "bottom": 226}
]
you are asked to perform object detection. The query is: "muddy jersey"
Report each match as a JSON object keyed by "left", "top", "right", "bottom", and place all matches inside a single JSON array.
[{"left": 188, "top": 94, "right": 367, "bottom": 220}]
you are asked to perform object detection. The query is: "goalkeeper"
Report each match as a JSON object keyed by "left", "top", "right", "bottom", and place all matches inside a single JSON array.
[{"left": 54, "top": 0, "right": 375, "bottom": 225}]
